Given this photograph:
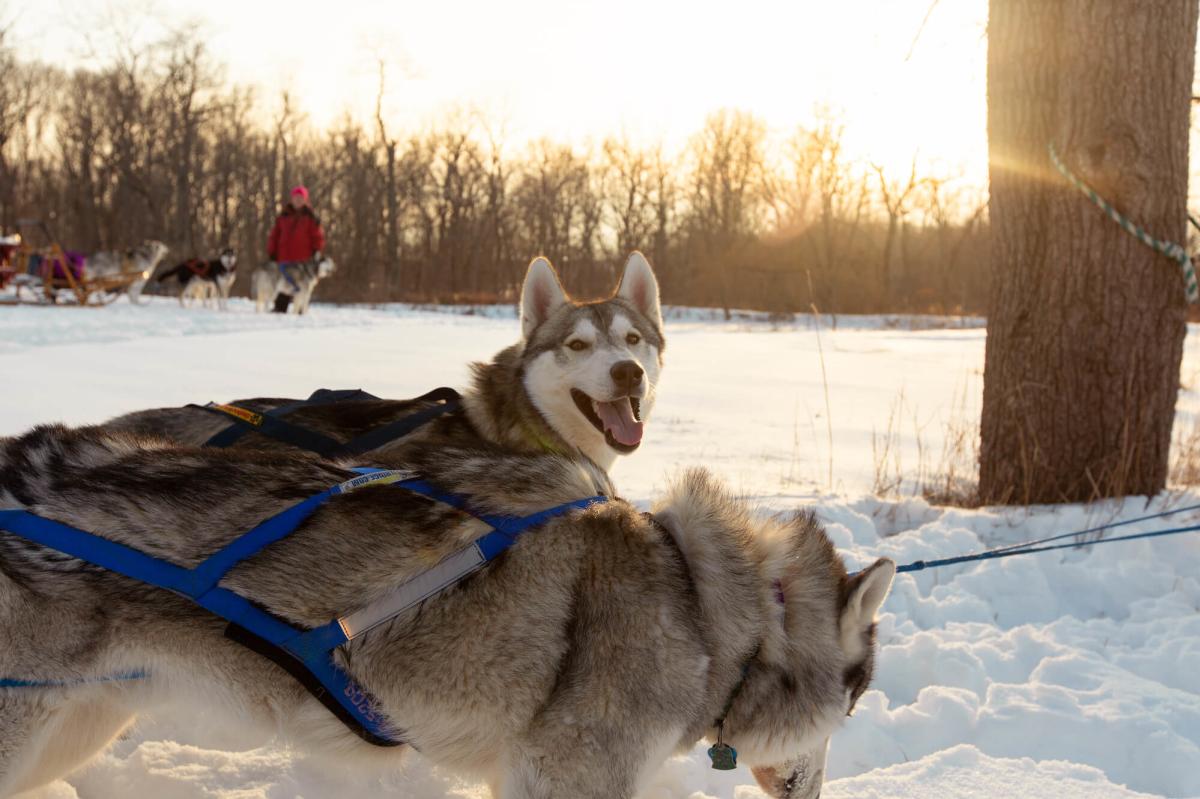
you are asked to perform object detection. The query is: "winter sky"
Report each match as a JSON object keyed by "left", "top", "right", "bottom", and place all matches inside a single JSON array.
[{"left": 7, "top": 0, "right": 989, "bottom": 181}]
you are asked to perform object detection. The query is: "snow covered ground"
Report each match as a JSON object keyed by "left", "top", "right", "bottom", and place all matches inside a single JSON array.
[{"left": 1, "top": 297, "right": 1198, "bottom": 799}]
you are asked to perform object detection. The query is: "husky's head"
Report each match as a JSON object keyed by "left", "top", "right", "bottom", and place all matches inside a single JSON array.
[
  {"left": 747, "top": 531, "right": 893, "bottom": 799},
  {"left": 746, "top": 563, "right": 893, "bottom": 798},
  {"left": 316, "top": 255, "right": 336, "bottom": 278},
  {"left": 136, "top": 240, "right": 170, "bottom": 269},
  {"left": 656, "top": 471, "right": 894, "bottom": 799},
  {"left": 220, "top": 248, "right": 237, "bottom": 271},
  {"left": 519, "top": 252, "right": 664, "bottom": 468}
]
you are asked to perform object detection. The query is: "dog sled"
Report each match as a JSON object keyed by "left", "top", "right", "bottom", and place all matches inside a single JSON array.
[
  {"left": 0, "top": 219, "right": 154, "bottom": 306},
  {"left": 0, "top": 233, "right": 18, "bottom": 290}
]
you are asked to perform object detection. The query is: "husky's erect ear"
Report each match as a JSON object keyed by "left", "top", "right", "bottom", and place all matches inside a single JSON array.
[
  {"left": 521, "top": 256, "right": 569, "bottom": 340},
  {"left": 616, "top": 251, "right": 662, "bottom": 330},
  {"left": 840, "top": 558, "right": 895, "bottom": 634}
]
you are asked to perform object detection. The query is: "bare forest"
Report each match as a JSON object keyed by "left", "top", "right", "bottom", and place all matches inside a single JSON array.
[{"left": 0, "top": 31, "right": 991, "bottom": 312}]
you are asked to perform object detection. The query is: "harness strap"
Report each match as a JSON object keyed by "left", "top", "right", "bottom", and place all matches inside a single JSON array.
[
  {"left": 0, "top": 468, "right": 607, "bottom": 748},
  {"left": 338, "top": 388, "right": 462, "bottom": 457},
  {"left": 197, "top": 402, "right": 347, "bottom": 456},
  {"left": 0, "top": 671, "right": 146, "bottom": 689},
  {"left": 278, "top": 261, "right": 302, "bottom": 292},
  {"left": 201, "top": 387, "right": 380, "bottom": 450},
  {"left": 194, "top": 387, "right": 460, "bottom": 457}
]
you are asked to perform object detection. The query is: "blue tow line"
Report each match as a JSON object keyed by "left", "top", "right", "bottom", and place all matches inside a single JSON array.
[{"left": 894, "top": 502, "right": 1200, "bottom": 574}]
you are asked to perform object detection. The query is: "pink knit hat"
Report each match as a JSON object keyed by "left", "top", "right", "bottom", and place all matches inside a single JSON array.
[{"left": 290, "top": 185, "right": 309, "bottom": 202}]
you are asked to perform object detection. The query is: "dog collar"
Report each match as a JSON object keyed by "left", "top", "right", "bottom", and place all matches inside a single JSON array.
[
  {"left": 519, "top": 416, "right": 568, "bottom": 455},
  {"left": 708, "top": 646, "right": 759, "bottom": 770}
]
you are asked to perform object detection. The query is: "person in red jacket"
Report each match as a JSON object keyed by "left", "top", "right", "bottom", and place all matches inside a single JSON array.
[{"left": 267, "top": 186, "right": 326, "bottom": 312}]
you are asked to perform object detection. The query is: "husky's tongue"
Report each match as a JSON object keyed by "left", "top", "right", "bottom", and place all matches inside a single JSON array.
[{"left": 594, "top": 398, "right": 643, "bottom": 446}]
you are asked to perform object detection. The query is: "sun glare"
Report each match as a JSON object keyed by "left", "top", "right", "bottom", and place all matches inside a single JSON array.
[{"left": 12, "top": 0, "right": 990, "bottom": 182}]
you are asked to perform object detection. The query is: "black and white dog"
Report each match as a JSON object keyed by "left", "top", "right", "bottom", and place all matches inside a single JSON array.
[{"left": 157, "top": 248, "right": 238, "bottom": 309}]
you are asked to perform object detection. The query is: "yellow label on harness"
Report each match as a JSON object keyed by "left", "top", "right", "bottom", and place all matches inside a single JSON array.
[{"left": 212, "top": 404, "right": 264, "bottom": 426}]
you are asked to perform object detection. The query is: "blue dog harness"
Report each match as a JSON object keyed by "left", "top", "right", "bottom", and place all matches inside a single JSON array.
[
  {"left": 0, "top": 468, "right": 606, "bottom": 746},
  {"left": 277, "top": 261, "right": 302, "bottom": 292}
]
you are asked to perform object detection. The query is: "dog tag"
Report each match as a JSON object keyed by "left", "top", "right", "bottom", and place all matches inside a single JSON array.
[{"left": 708, "top": 743, "right": 738, "bottom": 770}]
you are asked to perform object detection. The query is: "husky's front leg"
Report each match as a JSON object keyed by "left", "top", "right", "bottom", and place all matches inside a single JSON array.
[
  {"left": 295, "top": 286, "right": 313, "bottom": 315},
  {"left": 0, "top": 694, "right": 133, "bottom": 796},
  {"left": 496, "top": 727, "right": 663, "bottom": 799}
]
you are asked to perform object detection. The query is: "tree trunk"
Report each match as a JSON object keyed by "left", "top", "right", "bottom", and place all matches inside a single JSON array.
[{"left": 980, "top": 0, "right": 1198, "bottom": 504}]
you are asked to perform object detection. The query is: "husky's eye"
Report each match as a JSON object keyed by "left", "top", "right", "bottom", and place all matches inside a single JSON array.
[
  {"left": 567, "top": 340, "right": 590, "bottom": 351},
  {"left": 626, "top": 332, "right": 641, "bottom": 346}
]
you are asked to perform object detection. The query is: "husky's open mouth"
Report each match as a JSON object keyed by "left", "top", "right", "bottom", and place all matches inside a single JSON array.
[{"left": 571, "top": 388, "right": 643, "bottom": 452}]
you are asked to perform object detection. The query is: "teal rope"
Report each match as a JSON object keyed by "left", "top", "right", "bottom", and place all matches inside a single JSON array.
[{"left": 1048, "top": 143, "right": 1198, "bottom": 303}]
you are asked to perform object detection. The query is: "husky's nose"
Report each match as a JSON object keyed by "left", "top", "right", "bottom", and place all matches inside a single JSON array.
[{"left": 610, "top": 360, "right": 644, "bottom": 392}]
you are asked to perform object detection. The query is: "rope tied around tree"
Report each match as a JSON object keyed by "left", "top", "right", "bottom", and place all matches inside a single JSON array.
[{"left": 1048, "top": 142, "right": 1199, "bottom": 303}]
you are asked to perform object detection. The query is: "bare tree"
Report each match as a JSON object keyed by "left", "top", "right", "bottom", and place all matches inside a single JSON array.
[
  {"left": 792, "top": 108, "right": 871, "bottom": 310},
  {"left": 602, "top": 135, "right": 658, "bottom": 259},
  {"left": 683, "top": 110, "right": 769, "bottom": 312},
  {"left": 872, "top": 155, "right": 926, "bottom": 307},
  {"left": 917, "top": 178, "right": 987, "bottom": 312},
  {"left": 375, "top": 61, "right": 400, "bottom": 294}
]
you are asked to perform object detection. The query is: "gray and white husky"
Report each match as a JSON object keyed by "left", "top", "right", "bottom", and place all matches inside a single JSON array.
[
  {"left": 85, "top": 239, "right": 169, "bottom": 304},
  {"left": 0, "top": 425, "right": 894, "bottom": 799},
  {"left": 252, "top": 255, "right": 337, "bottom": 314},
  {"left": 105, "top": 253, "right": 665, "bottom": 472}
]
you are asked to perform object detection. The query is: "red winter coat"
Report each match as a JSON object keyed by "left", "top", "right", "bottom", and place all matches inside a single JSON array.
[{"left": 267, "top": 206, "right": 326, "bottom": 263}]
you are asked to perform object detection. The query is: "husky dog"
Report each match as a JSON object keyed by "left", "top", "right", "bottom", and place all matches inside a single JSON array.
[
  {"left": 252, "top": 254, "right": 336, "bottom": 314},
  {"left": 0, "top": 425, "right": 893, "bottom": 799},
  {"left": 104, "top": 253, "right": 665, "bottom": 472},
  {"left": 157, "top": 248, "right": 238, "bottom": 309},
  {"left": 85, "top": 239, "right": 169, "bottom": 304}
]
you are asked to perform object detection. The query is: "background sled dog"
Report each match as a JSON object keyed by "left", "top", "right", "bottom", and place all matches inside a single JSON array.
[
  {"left": 105, "top": 252, "right": 665, "bottom": 471},
  {"left": 85, "top": 239, "right": 169, "bottom": 304},
  {"left": 0, "top": 425, "right": 893, "bottom": 799},
  {"left": 156, "top": 248, "right": 237, "bottom": 309},
  {"left": 252, "top": 254, "right": 336, "bottom": 314}
]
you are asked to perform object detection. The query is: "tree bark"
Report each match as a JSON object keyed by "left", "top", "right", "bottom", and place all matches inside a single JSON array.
[{"left": 980, "top": 0, "right": 1198, "bottom": 504}]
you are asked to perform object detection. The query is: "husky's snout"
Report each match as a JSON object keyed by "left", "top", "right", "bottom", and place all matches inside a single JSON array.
[{"left": 610, "top": 360, "right": 644, "bottom": 393}]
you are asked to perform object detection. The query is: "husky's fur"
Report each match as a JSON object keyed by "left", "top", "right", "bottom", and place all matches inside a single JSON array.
[
  {"left": 85, "top": 240, "right": 169, "bottom": 304},
  {"left": 0, "top": 425, "right": 892, "bottom": 799},
  {"left": 104, "top": 253, "right": 665, "bottom": 472},
  {"left": 252, "top": 255, "right": 336, "bottom": 314},
  {"left": 157, "top": 248, "right": 238, "bottom": 309}
]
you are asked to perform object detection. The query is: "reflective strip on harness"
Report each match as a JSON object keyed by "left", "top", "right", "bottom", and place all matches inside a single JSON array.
[
  {"left": 338, "top": 544, "right": 485, "bottom": 640},
  {"left": 0, "top": 468, "right": 607, "bottom": 748},
  {"left": 334, "top": 467, "right": 606, "bottom": 640},
  {"left": 209, "top": 403, "right": 263, "bottom": 427}
]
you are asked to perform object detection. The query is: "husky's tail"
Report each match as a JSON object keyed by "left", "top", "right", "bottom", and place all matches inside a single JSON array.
[{"left": 157, "top": 263, "right": 186, "bottom": 283}]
